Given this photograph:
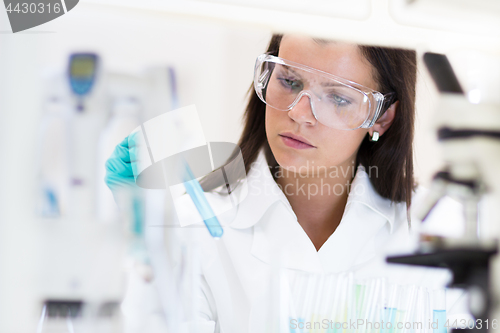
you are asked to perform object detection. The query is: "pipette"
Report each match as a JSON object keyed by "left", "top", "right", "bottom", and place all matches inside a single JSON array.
[{"left": 183, "top": 161, "right": 224, "bottom": 238}]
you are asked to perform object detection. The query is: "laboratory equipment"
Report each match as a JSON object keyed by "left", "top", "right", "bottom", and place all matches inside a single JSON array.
[
  {"left": 35, "top": 52, "right": 127, "bottom": 333},
  {"left": 183, "top": 161, "right": 224, "bottom": 238},
  {"left": 285, "top": 270, "right": 447, "bottom": 333},
  {"left": 34, "top": 52, "right": 182, "bottom": 332},
  {"left": 387, "top": 52, "right": 500, "bottom": 333},
  {"left": 433, "top": 290, "right": 446, "bottom": 333},
  {"left": 68, "top": 53, "right": 99, "bottom": 111}
]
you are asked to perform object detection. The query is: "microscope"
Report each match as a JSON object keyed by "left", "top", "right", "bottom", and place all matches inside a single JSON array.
[{"left": 388, "top": 53, "right": 500, "bottom": 332}]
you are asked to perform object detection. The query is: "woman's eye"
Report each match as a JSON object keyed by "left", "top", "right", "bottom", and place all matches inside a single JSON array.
[
  {"left": 278, "top": 77, "right": 302, "bottom": 90},
  {"left": 328, "top": 94, "right": 351, "bottom": 106}
]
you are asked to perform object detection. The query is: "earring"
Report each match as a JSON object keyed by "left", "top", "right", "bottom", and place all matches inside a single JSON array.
[{"left": 370, "top": 131, "right": 380, "bottom": 142}]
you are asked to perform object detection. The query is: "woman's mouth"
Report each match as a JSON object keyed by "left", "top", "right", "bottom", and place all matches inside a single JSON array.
[{"left": 279, "top": 133, "right": 316, "bottom": 149}]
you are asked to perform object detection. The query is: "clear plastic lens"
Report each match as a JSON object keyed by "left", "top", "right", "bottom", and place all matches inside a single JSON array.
[{"left": 254, "top": 56, "right": 378, "bottom": 130}]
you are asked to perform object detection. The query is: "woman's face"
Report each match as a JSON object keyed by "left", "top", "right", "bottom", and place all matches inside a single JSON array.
[{"left": 265, "top": 35, "right": 379, "bottom": 177}]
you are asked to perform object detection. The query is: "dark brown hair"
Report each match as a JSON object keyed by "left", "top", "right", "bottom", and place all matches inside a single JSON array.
[{"left": 202, "top": 34, "right": 417, "bottom": 213}]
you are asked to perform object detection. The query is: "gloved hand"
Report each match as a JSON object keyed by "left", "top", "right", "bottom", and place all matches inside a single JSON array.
[
  {"left": 106, "top": 134, "right": 147, "bottom": 262},
  {"left": 105, "top": 134, "right": 140, "bottom": 192}
]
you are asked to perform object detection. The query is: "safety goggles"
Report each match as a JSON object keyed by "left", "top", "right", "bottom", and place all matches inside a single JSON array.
[{"left": 253, "top": 53, "right": 396, "bottom": 130}]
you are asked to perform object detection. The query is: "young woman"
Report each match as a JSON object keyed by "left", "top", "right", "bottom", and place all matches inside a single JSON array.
[{"left": 106, "top": 34, "right": 466, "bottom": 332}]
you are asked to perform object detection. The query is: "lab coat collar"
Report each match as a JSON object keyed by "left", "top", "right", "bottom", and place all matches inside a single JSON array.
[
  {"left": 227, "top": 149, "right": 295, "bottom": 229},
  {"left": 245, "top": 150, "right": 401, "bottom": 273},
  {"left": 346, "top": 165, "right": 397, "bottom": 234},
  {"left": 175, "top": 148, "right": 399, "bottom": 234},
  {"left": 231, "top": 149, "right": 397, "bottom": 233}
]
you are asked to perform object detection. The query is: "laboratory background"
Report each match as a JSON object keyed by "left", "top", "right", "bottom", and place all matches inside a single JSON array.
[{"left": 1, "top": 0, "right": 500, "bottom": 332}]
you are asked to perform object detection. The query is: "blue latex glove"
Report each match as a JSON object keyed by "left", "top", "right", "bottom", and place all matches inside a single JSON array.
[
  {"left": 105, "top": 135, "right": 139, "bottom": 192},
  {"left": 106, "top": 134, "right": 146, "bottom": 239}
]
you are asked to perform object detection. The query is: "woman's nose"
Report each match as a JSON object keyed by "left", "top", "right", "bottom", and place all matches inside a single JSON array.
[{"left": 287, "top": 93, "right": 318, "bottom": 126}]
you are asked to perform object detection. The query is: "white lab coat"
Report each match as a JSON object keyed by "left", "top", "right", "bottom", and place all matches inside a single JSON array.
[{"left": 121, "top": 149, "right": 471, "bottom": 333}]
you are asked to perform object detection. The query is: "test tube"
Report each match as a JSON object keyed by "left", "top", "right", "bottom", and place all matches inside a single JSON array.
[
  {"left": 379, "top": 281, "right": 388, "bottom": 333},
  {"left": 325, "top": 274, "right": 339, "bottom": 333},
  {"left": 355, "top": 281, "right": 368, "bottom": 321},
  {"left": 336, "top": 275, "right": 350, "bottom": 333},
  {"left": 359, "top": 279, "right": 377, "bottom": 333},
  {"left": 322, "top": 273, "right": 339, "bottom": 333},
  {"left": 288, "top": 278, "right": 302, "bottom": 333},
  {"left": 328, "top": 273, "right": 345, "bottom": 333},
  {"left": 309, "top": 274, "right": 325, "bottom": 332},
  {"left": 384, "top": 284, "right": 400, "bottom": 333},
  {"left": 313, "top": 273, "right": 331, "bottom": 333},
  {"left": 311, "top": 274, "right": 330, "bottom": 333},
  {"left": 413, "top": 287, "right": 427, "bottom": 333},
  {"left": 423, "top": 288, "right": 431, "bottom": 333},
  {"left": 345, "top": 273, "right": 355, "bottom": 333},
  {"left": 402, "top": 285, "right": 418, "bottom": 333},
  {"left": 375, "top": 279, "right": 385, "bottom": 331},
  {"left": 299, "top": 273, "right": 315, "bottom": 332},
  {"left": 289, "top": 271, "right": 306, "bottom": 333},
  {"left": 432, "top": 289, "right": 446, "bottom": 333},
  {"left": 360, "top": 279, "right": 377, "bottom": 333},
  {"left": 394, "top": 285, "right": 413, "bottom": 333},
  {"left": 182, "top": 161, "right": 224, "bottom": 238}
]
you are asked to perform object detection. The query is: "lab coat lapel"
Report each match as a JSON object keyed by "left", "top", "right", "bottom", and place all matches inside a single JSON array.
[
  {"left": 250, "top": 164, "right": 397, "bottom": 274},
  {"left": 251, "top": 200, "right": 323, "bottom": 272},
  {"left": 317, "top": 166, "right": 397, "bottom": 273},
  {"left": 348, "top": 166, "right": 397, "bottom": 234},
  {"left": 228, "top": 151, "right": 291, "bottom": 229},
  {"left": 318, "top": 201, "right": 388, "bottom": 273},
  {"left": 233, "top": 149, "right": 324, "bottom": 272}
]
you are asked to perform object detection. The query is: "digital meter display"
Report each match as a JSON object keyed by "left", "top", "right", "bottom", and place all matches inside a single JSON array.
[
  {"left": 68, "top": 53, "right": 98, "bottom": 97},
  {"left": 70, "top": 57, "right": 95, "bottom": 78}
]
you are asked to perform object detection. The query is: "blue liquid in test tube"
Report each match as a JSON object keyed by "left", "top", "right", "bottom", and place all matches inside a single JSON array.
[
  {"left": 288, "top": 317, "right": 305, "bottom": 333},
  {"left": 433, "top": 289, "right": 446, "bottom": 333},
  {"left": 433, "top": 310, "right": 446, "bottom": 333},
  {"left": 183, "top": 162, "right": 224, "bottom": 238},
  {"left": 384, "top": 307, "right": 396, "bottom": 333}
]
